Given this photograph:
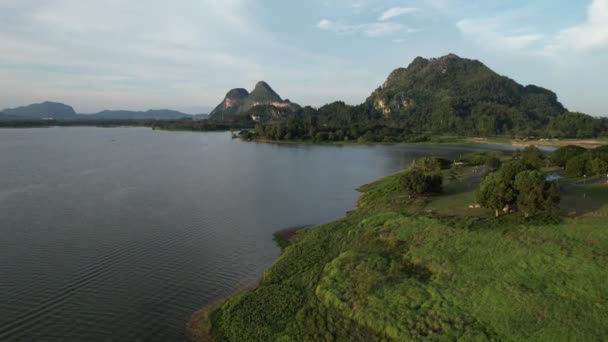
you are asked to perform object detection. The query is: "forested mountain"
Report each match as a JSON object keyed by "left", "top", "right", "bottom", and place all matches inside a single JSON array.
[
  {"left": 210, "top": 81, "right": 300, "bottom": 120},
  {"left": 1, "top": 102, "right": 78, "bottom": 119},
  {"left": 252, "top": 54, "right": 606, "bottom": 142},
  {"left": 367, "top": 54, "right": 566, "bottom": 134}
]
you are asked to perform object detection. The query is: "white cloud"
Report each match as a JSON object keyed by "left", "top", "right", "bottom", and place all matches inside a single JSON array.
[
  {"left": 378, "top": 7, "right": 418, "bottom": 21},
  {"left": 317, "top": 19, "right": 333, "bottom": 30},
  {"left": 456, "top": 18, "right": 544, "bottom": 52},
  {"left": 317, "top": 19, "right": 417, "bottom": 37},
  {"left": 545, "top": 0, "right": 608, "bottom": 53}
]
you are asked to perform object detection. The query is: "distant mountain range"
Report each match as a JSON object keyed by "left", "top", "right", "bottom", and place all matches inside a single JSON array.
[
  {"left": 209, "top": 81, "right": 300, "bottom": 120},
  {"left": 0, "top": 101, "right": 207, "bottom": 121},
  {"left": 1, "top": 102, "right": 78, "bottom": 120},
  {"left": 2, "top": 55, "right": 605, "bottom": 139}
]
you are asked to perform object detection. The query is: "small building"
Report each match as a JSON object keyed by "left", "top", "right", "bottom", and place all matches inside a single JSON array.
[{"left": 251, "top": 114, "right": 260, "bottom": 122}]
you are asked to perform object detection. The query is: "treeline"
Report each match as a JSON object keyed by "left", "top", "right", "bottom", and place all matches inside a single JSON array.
[
  {"left": 151, "top": 115, "right": 254, "bottom": 132},
  {"left": 247, "top": 102, "right": 607, "bottom": 143},
  {"left": 0, "top": 117, "right": 253, "bottom": 133},
  {"left": 551, "top": 145, "right": 608, "bottom": 177}
]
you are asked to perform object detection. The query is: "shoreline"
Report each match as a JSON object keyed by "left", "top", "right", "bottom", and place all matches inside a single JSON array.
[
  {"left": 251, "top": 136, "right": 607, "bottom": 148},
  {"left": 186, "top": 225, "right": 309, "bottom": 341},
  {"left": 3, "top": 125, "right": 605, "bottom": 148}
]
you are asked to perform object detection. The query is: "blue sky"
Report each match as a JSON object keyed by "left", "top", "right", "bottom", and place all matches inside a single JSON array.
[{"left": 0, "top": 0, "right": 607, "bottom": 116}]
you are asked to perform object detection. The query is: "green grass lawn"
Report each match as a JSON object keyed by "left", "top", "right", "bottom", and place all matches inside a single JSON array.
[{"left": 190, "top": 166, "right": 608, "bottom": 341}]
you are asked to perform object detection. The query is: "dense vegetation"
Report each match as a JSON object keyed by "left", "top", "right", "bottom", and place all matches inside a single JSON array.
[
  {"left": 247, "top": 55, "right": 607, "bottom": 142},
  {"left": 189, "top": 146, "right": 608, "bottom": 341},
  {"left": 477, "top": 147, "right": 560, "bottom": 217},
  {"left": 0, "top": 118, "right": 243, "bottom": 132},
  {"left": 563, "top": 145, "right": 608, "bottom": 177}
]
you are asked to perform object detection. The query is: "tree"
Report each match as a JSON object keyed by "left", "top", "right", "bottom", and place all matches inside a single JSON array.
[
  {"left": 413, "top": 157, "right": 442, "bottom": 174},
  {"left": 398, "top": 169, "right": 443, "bottom": 195},
  {"left": 547, "top": 112, "right": 602, "bottom": 138},
  {"left": 565, "top": 154, "right": 591, "bottom": 177},
  {"left": 477, "top": 173, "right": 515, "bottom": 217},
  {"left": 500, "top": 160, "right": 531, "bottom": 185},
  {"left": 550, "top": 145, "right": 587, "bottom": 167},
  {"left": 514, "top": 171, "right": 560, "bottom": 217},
  {"left": 590, "top": 158, "right": 608, "bottom": 176},
  {"left": 521, "top": 145, "right": 543, "bottom": 169}
]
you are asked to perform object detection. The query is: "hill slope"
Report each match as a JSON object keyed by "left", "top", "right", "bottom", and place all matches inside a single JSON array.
[
  {"left": 367, "top": 53, "right": 567, "bottom": 134},
  {"left": 190, "top": 153, "right": 608, "bottom": 341}
]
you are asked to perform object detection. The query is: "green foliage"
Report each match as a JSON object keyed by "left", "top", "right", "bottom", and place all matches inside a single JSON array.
[
  {"left": 478, "top": 154, "right": 559, "bottom": 218},
  {"left": 477, "top": 173, "right": 515, "bottom": 216},
  {"left": 548, "top": 112, "right": 603, "bottom": 138},
  {"left": 367, "top": 54, "right": 574, "bottom": 137},
  {"left": 242, "top": 55, "right": 607, "bottom": 142},
  {"left": 566, "top": 154, "right": 592, "bottom": 177},
  {"left": 196, "top": 151, "right": 608, "bottom": 341},
  {"left": 564, "top": 150, "right": 608, "bottom": 177},
  {"left": 520, "top": 145, "right": 543, "bottom": 169},
  {"left": 551, "top": 145, "right": 588, "bottom": 167},
  {"left": 412, "top": 157, "right": 443, "bottom": 173},
  {"left": 213, "top": 285, "right": 304, "bottom": 341},
  {"left": 514, "top": 171, "right": 560, "bottom": 217},
  {"left": 500, "top": 160, "right": 532, "bottom": 184},
  {"left": 398, "top": 169, "right": 443, "bottom": 195}
]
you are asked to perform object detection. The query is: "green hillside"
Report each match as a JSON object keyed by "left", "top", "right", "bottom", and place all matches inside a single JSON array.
[{"left": 189, "top": 148, "right": 608, "bottom": 341}]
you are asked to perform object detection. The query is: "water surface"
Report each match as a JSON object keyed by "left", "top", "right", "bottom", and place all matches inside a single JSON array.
[{"left": 0, "top": 127, "right": 516, "bottom": 341}]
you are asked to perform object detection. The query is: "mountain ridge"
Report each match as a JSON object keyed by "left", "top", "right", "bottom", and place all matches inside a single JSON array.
[{"left": 0, "top": 102, "right": 205, "bottom": 121}]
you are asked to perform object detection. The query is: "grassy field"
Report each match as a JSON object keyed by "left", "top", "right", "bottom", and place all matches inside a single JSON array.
[{"left": 189, "top": 164, "right": 608, "bottom": 341}]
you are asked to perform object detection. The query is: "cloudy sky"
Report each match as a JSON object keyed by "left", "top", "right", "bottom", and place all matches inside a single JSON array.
[{"left": 0, "top": 0, "right": 607, "bottom": 115}]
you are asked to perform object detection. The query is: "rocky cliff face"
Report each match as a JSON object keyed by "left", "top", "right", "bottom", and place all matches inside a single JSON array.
[{"left": 210, "top": 82, "right": 299, "bottom": 119}]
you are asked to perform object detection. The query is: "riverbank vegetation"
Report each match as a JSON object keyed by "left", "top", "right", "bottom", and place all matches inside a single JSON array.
[{"left": 190, "top": 145, "right": 608, "bottom": 341}]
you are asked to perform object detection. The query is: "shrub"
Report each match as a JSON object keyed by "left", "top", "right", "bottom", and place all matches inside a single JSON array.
[{"left": 398, "top": 170, "right": 442, "bottom": 195}]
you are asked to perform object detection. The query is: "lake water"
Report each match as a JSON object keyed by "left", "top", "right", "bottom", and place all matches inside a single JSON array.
[{"left": 0, "top": 127, "right": 517, "bottom": 341}]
